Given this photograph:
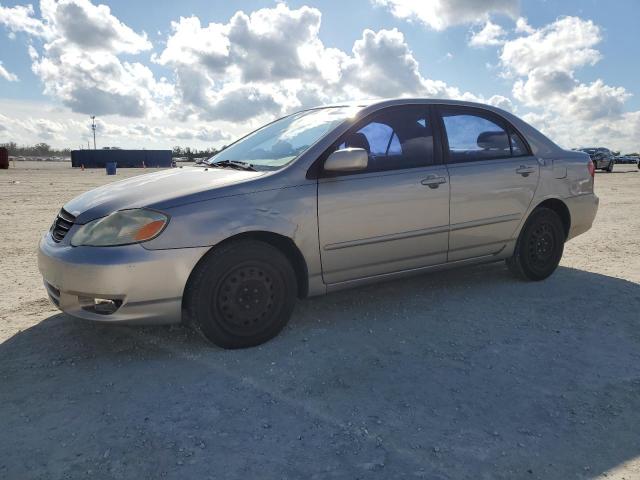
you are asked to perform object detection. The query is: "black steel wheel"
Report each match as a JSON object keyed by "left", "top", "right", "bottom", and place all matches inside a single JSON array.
[
  {"left": 507, "top": 207, "right": 565, "bottom": 281},
  {"left": 185, "top": 240, "right": 297, "bottom": 349},
  {"left": 215, "top": 263, "right": 282, "bottom": 337}
]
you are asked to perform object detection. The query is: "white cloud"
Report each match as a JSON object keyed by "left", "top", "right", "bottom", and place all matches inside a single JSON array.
[
  {"left": 515, "top": 17, "right": 535, "bottom": 34},
  {"left": 41, "top": 0, "right": 151, "bottom": 53},
  {"left": 3, "top": 2, "right": 636, "bottom": 154},
  {"left": 497, "top": 16, "right": 637, "bottom": 151},
  {"left": 5, "top": 2, "right": 485, "bottom": 145},
  {"left": 469, "top": 21, "right": 507, "bottom": 47},
  {"left": 2, "top": 0, "right": 157, "bottom": 117},
  {"left": 0, "top": 61, "right": 19, "bottom": 81},
  {"left": 154, "top": 4, "right": 351, "bottom": 122},
  {"left": 372, "top": 0, "right": 519, "bottom": 30},
  {"left": 155, "top": 4, "right": 474, "bottom": 124},
  {"left": 500, "top": 17, "right": 621, "bottom": 121},
  {"left": 522, "top": 109, "right": 640, "bottom": 152},
  {"left": 500, "top": 16, "right": 601, "bottom": 77},
  {"left": 512, "top": 68, "right": 576, "bottom": 106},
  {"left": 0, "top": 3, "right": 52, "bottom": 38},
  {"left": 30, "top": 47, "right": 171, "bottom": 117},
  {"left": 0, "top": 98, "right": 234, "bottom": 149},
  {"left": 486, "top": 94, "right": 514, "bottom": 112},
  {"left": 563, "top": 80, "right": 629, "bottom": 121},
  {"left": 343, "top": 28, "right": 429, "bottom": 98}
]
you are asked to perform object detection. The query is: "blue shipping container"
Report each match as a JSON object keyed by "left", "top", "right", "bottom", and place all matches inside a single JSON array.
[{"left": 71, "top": 150, "right": 172, "bottom": 168}]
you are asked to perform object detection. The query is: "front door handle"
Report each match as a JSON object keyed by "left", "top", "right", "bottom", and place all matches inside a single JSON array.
[
  {"left": 516, "top": 165, "right": 536, "bottom": 176},
  {"left": 421, "top": 175, "right": 447, "bottom": 188}
]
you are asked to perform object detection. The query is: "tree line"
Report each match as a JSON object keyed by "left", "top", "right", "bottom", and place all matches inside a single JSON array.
[
  {"left": 171, "top": 146, "right": 224, "bottom": 161},
  {"left": 0, "top": 142, "right": 71, "bottom": 157},
  {"left": 0, "top": 142, "right": 225, "bottom": 161}
]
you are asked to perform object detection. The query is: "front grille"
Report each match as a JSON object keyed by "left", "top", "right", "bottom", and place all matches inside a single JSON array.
[{"left": 51, "top": 208, "right": 76, "bottom": 242}]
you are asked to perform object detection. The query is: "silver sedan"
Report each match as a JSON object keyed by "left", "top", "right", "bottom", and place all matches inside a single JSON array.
[{"left": 38, "top": 99, "right": 599, "bottom": 348}]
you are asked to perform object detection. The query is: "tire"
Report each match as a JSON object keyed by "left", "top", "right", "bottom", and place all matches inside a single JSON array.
[
  {"left": 184, "top": 240, "right": 297, "bottom": 349},
  {"left": 606, "top": 161, "right": 614, "bottom": 172},
  {"left": 506, "top": 207, "right": 565, "bottom": 281}
]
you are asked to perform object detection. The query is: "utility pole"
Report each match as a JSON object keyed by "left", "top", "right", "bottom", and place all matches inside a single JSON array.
[{"left": 90, "top": 116, "right": 97, "bottom": 150}]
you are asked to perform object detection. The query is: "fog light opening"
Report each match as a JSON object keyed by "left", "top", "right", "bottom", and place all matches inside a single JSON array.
[{"left": 81, "top": 297, "right": 123, "bottom": 315}]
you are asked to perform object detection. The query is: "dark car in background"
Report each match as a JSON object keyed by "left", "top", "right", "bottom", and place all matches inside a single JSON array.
[
  {"left": 579, "top": 147, "right": 615, "bottom": 172},
  {"left": 614, "top": 155, "right": 639, "bottom": 165}
]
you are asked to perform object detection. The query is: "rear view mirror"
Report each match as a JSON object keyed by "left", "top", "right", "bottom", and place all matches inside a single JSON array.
[{"left": 324, "top": 148, "right": 368, "bottom": 172}]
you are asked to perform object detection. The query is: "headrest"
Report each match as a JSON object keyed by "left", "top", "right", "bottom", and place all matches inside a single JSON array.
[
  {"left": 344, "top": 132, "right": 371, "bottom": 153},
  {"left": 477, "top": 131, "right": 509, "bottom": 150}
]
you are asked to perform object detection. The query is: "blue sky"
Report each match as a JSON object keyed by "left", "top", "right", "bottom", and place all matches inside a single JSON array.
[{"left": 0, "top": 0, "right": 639, "bottom": 151}]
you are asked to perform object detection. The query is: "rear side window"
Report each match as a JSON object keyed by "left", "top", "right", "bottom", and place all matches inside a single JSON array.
[
  {"left": 441, "top": 110, "right": 528, "bottom": 163},
  {"left": 336, "top": 107, "right": 434, "bottom": 172}
]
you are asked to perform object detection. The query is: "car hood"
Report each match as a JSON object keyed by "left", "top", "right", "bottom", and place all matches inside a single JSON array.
[{"left": 64, "top": 167, "right": 264, "bottom": 224}]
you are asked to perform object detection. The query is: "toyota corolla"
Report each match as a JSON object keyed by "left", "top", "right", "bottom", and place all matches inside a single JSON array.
[{"left": 38, "top": 99, "right": 599, "bottom": 348}]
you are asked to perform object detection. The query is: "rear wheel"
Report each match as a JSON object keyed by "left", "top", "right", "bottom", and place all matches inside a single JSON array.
[
  {"left": 506, "top": 207, "right": 565, "bottom": 281},
  {"left": 184, "top": 240, "right": 297, "bottom": 349}
]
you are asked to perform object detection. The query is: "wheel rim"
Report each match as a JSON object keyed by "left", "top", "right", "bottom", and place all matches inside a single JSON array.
[
  {"left": 526, "top": 222, "right": 556, "bottom": 269},
  {"left": 214, "top": 262, "right": 281, "bottom": 336}
]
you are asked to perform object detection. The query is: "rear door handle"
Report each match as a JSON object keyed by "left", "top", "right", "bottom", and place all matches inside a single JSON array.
[
  {"left": 421, "top": 175, "right": 447, "bottom": 188},
  {"left": 516, "top": 165, "right": 536, "bottom": 176}
]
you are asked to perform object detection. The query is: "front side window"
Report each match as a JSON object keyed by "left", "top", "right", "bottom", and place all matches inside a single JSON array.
[
  {"left": 208, "top": 106, "right": 360, "bottom": 171},
  {"left": 335, "top": 107, "right": 434, "bottom": 172},
  {"left": 442, "top": 110, "right": 524, "bottom": 162},
  {"left": 510, "top": 132, "right": 528, "bottom": 157}
]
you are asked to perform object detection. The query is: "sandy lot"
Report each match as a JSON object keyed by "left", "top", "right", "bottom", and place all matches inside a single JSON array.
[{"left": 1, "top": 161, "right": 639, "bottom": 479}]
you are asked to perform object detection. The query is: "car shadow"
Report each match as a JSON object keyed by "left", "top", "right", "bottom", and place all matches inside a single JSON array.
[
  {"left": 596, "top": 169, "right": 638, "bottom": 174},
  {"left": 1, "top": 263, "right": 640, "bottom": 479}
]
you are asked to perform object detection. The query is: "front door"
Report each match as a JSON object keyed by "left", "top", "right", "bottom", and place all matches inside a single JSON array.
[
  {"left": 317, "top": 106, "right": 450, "bottom": 285},
  {"left": 437, "top": 106, "right": 540, "bottom": 262}
]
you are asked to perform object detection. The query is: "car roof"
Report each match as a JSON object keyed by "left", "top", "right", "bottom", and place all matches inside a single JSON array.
[{"left": 318, "top": 97, "right": 506, "bottom": 110}]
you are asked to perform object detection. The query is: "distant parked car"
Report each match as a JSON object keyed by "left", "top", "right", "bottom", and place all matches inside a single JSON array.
[
  {"left": 579, "top": 147, "right": 615, "bottom": 172},
  {"left": 39, "top": 99, "right": 599, "bottom": 348},
  {"left": 617, "top": 155, "right": 640, "bottom": 165}
]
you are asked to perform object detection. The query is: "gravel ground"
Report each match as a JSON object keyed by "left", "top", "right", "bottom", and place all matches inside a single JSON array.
[{"left": 1, "top": 161, "right": 639, "bottom": 479}]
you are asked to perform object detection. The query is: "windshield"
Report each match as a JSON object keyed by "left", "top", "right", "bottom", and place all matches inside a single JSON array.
[{"left": 207, "top": 107, "right": 360, "bottom": 171}]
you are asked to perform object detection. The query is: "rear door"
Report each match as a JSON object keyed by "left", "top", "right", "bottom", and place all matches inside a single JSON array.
[
  {"left": 436, "top": 106, "right": 540, "bottom": 262},
  {"left": 317, "top": 105, "right": 450, "bottom": 284}
]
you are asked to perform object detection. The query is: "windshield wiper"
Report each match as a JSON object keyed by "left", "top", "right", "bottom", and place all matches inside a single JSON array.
[{"left": 209, "top": 160, "right": 257, "bottom": 171}]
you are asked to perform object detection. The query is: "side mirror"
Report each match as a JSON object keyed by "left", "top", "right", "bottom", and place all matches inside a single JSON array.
[{"left": 324, "top": 148, "right": 368, "bottom": 172}]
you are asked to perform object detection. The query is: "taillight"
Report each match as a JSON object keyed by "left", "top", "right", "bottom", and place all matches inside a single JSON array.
[{"left": 588, "top": 159, "right": 595, "bottom": 178}]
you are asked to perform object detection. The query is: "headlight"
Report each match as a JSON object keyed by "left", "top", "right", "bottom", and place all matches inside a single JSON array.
[{"left": 71, "top": 209, "right": 169, "bottom": 247}]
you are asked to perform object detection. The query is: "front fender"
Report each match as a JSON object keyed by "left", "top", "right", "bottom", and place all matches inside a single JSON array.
[
  {"left": 144, "top": 184, "right": 315, "bottom": 250},
  {"left": 142, "top": 183, "right": 325, "bottom": 297}
]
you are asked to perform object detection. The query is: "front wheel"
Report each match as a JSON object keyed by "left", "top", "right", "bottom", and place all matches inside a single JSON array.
[
  {"left": 506, "top": 207, "right": 565, "bottom": 281},
  {"left": 606, "top": 162, "right": 614, "bottom": 172},
  {"left": 184, "top": 240, "right": 297, "bottom": 349}
]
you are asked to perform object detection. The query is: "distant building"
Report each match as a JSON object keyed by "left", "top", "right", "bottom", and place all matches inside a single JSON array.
[{"left": 71, "top": 149, "right": 172, "bottom": 168}]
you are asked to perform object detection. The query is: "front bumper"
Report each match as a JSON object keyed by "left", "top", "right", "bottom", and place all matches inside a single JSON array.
[{"left": 38, "top": 233, "right": 209, "bottom": 324}]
